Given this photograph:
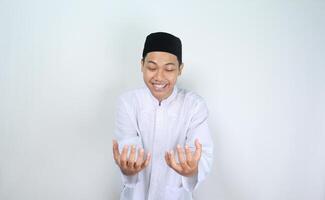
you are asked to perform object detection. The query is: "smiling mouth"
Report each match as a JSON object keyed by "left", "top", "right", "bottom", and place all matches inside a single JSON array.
[{"left": 152, "top": 83, "right": 168, "bottom": 91}]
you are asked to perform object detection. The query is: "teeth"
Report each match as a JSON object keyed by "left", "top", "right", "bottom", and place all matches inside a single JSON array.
[
  {"left": 154, "top": 84, "right": 166, "bottom": 88},
  {"left": 153, "top": 84, "right": 167, "bottom": 90}
]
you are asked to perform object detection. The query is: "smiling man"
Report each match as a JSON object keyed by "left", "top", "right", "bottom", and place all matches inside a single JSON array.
[{"left": 113, "top": 32, "right": 213, "bottom": 200}]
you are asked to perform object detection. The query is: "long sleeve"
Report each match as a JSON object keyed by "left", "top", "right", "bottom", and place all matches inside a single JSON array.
[
  {"left": 181, "top": 99, "right": 214, "bottom": 192},
  {"left": 114, "top": 95, "right": 142, "bottom": 187}
]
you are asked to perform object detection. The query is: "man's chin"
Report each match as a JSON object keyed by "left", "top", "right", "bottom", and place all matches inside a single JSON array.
[
  {"left": 151, "top": 90, "right": 166, "bottom": 99},
  {"left": 147, "top": 87, "right": 161, "bottom": 97},
  {"left": 150, "top": 89, "right": 173, "bottom": 101}
]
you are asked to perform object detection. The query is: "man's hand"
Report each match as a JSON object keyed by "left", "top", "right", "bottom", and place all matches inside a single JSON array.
[
  {"left": 113, "top": 140, "right": 151, "bottom": 176},
  {"left": 165, "top": 139, "right": 202, "bottom": 177}
]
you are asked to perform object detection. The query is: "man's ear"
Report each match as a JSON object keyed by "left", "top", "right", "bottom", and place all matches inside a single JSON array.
[
  {"left": 141, "top": 59, "right": 144, "bottom": 72},
  {"left": 178, "top": 63, "right": 184, "bottom": 75}
]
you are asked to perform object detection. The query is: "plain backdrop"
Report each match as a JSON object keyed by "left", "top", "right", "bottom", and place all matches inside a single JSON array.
[{"left": 0, "top": 0, "right": 324, "bottom": 200}]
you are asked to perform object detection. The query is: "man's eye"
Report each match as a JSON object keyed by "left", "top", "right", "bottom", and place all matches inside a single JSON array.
[
  {"left": 148, "top": 67, "right": 156, "bottom": 71},
  {"left": 166, "top": 69, "right": 175, "bottom": 72}
]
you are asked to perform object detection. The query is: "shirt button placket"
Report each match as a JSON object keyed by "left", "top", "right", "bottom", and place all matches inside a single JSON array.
[{"left": 148, "top": 105, "right": 163, "bottom": 200}]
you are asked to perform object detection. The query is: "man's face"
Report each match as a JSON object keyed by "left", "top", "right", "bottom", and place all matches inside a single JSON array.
[{"left": 141, "top": 51, "right": 183, "bottom": 102}]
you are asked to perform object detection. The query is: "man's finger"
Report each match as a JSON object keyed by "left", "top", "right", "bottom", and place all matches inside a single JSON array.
[
  {"left": 135, "top": 148, "right": 144, "bottom": 170},
  {"left": 185, "top": 144, "right": 194, "bottom": 167},
  {"left": 120, "top": 145, "right": 129, "bottom": 169},
  {"left": 169, "top": 150, "right": 182, "bottom": 172},
  {"left": 165, "top": 151, "right": 171, "bottom": 167},
  {"left": 193, "top": 139, "right": 202, "bottom": 161},
  {"left": 177, "top": 145, "right": 190, "bottom": 170},
  {"left": 127, "top": 145, "right": 136, "bottom": 168},
  {"left": 112, "top": 140, "right": 120, "bottom": 165},
  {"left": 142, "top": 152, "right": 151, "bottom": 169}
]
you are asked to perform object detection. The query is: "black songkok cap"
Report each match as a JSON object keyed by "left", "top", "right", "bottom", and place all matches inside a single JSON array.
[{"left": 142, "top": 32, "right": 182, "bottom": 63}]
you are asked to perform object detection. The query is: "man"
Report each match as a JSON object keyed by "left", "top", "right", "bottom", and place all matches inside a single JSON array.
[{"left": 112, "top": 32, "right": 213, "bottom": 200}]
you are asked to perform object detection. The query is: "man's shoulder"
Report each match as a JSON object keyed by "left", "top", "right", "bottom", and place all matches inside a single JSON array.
[
  {"left": 117, "top": 86, "right": 147, "bottom": 104},
  {"left": 177, "top": 87, "right": 206, "bottom": 105},
  {"left": 177, "top": 88, "right": 209, "bottom": 115}
]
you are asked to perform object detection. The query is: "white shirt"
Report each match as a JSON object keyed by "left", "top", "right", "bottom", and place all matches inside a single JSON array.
[{"left": 114, "top": 85, "right": 213, "bottom": 200}]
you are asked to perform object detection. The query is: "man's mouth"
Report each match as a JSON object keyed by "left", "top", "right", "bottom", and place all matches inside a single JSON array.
[{"left": 152, "top": 83, "right": 168, "bottom": 91}]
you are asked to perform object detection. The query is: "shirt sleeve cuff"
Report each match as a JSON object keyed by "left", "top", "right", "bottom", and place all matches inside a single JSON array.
[
  {"left": 181, "top": 172, "right": 198, "bottom": 192},
  {"left": 121, "top": 173, "right": 139, "bottom": 187}
]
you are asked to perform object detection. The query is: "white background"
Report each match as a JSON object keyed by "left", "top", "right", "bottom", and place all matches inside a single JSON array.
[{"left": 0, "top": 0, "right": 324, "bottom": 200}]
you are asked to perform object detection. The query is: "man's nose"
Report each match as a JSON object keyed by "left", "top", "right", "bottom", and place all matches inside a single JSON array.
[{"left": 154, "top": 69, "right": 164, "bottom": 80}]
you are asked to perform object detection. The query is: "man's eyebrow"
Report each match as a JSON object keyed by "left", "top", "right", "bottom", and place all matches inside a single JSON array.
[
  {"left": 147, "top": 61, "right": 157, "bottom": 65},
  {"left": 165, "top": 62, "right": 176, "bottom": 66}
]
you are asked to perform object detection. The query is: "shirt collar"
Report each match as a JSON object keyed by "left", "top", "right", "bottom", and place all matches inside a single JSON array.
[{"left": 146, "top": 85, "right": 178, "bottom": 107}]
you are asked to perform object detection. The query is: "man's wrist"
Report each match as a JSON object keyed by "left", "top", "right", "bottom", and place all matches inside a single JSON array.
[
  {"left": 182, "top": 167, "right": 198, "bottom": 177},
  {"left": 121, "top": 169, "right": 138, "bottom": 176}
]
